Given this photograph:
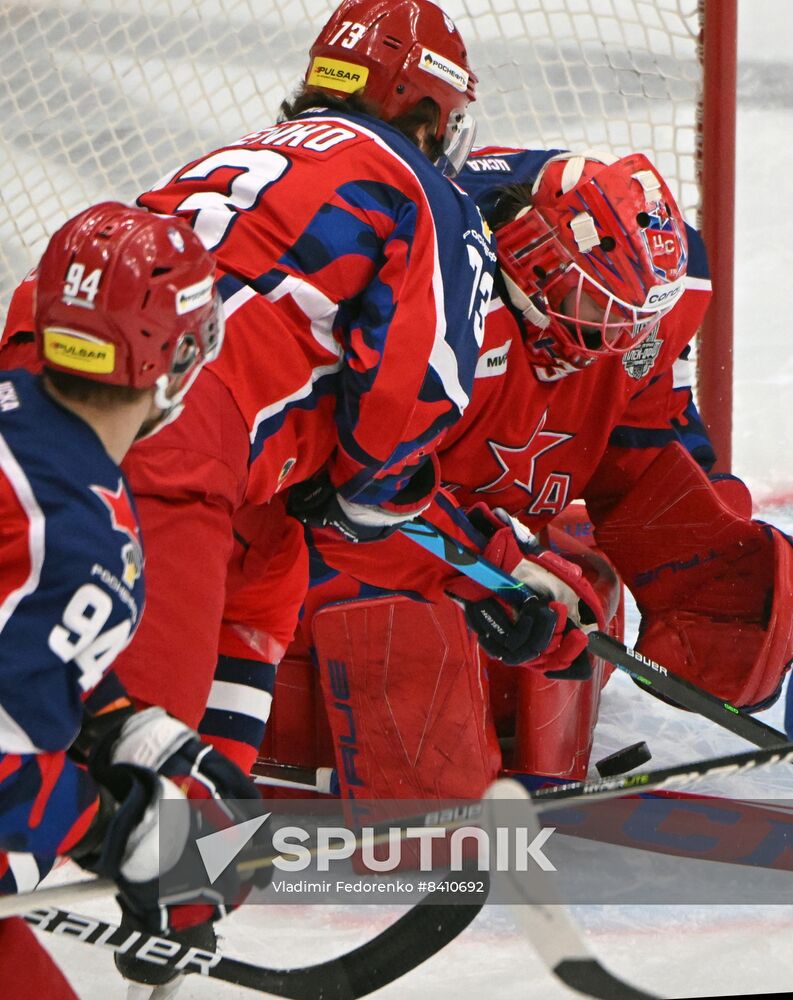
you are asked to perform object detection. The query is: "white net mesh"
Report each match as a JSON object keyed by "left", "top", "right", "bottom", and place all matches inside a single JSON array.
[{"left": 0, "top": 0, "right": 702, "bottom": 309}]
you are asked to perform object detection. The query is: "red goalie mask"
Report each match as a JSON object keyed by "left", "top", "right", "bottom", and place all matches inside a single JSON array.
[
  {"left": 496, "top": 151, "right": 688, "bottom": 378},
  {"left": 307, "top": 0, "right": 477, "bottom": 174},
  {"left": 35, "top": 202, "right": 224, "bottom": 415}
]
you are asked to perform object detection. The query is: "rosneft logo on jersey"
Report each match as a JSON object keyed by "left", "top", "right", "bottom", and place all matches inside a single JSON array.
[
  {"left": 42, "top": 328, "right": 115, "bottom": 374},
  {"left": 307, "top": 57, "right": 369, "bottom": 93}
]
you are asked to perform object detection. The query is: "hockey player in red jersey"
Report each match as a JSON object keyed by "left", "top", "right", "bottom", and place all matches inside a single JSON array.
[
  {"left": 78, "top": 0, "right": 494, "bottom": 746},
  {"left": 259, "top": 148, "right": 793, "bottom": 803},
  {"left": 0, "top": 203, "right": 268, "bottom": 998}
]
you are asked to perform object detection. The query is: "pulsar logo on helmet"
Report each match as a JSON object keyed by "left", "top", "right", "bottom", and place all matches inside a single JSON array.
[
  {"left": 167, "top": 228, "right": 185, "bottom": 253},
  {"left": 42, "top": 328, "right": 115, "bottom": 374},
  {"left": 176, "top": 275, "right": 214, "bottom": 315},
  {"left": 623, "top": 327, "right": 663, "bottom": 380},
  {"left": 419, "top": 48, "right": 468, "bottom": 93},
  {"left": 307, "top": 57, "right": 369, "bottom": 93}
]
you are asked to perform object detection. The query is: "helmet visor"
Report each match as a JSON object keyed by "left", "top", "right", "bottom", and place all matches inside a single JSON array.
[{"left": 437, "top": 110, "right": 476, "bottom": 178}]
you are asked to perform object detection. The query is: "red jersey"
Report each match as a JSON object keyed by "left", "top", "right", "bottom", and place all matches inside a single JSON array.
[
  {"left": 307, "top": 247, "right": 712, "bottom": 603},
  {"left": 111, "top": 108, "right": 493, "bottom": 722}
]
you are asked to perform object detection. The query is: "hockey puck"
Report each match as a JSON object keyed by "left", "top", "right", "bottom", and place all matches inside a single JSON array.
[{"left": 595, "top": 741, "right": 652, "bottom": 778}]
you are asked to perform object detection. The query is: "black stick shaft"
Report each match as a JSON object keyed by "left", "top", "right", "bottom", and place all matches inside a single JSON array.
[{"left": 402, "top": 517, "right": 790, "bottom": 749}]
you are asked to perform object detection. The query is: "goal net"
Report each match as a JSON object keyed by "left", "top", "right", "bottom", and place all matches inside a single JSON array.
[{"left": 0, "top": 0, "right": 733, "bottom": 456}]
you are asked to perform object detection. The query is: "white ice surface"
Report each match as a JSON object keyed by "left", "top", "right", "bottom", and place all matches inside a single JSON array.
[{"left": 28, "top": 1, "right": 793, "bottom": 996}]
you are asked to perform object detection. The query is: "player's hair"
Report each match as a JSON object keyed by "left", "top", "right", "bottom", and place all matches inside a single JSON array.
[
  {"left": 280, "top": 88, "right": 442, "bottom": 156},
  {"left": 42, "top": 367, "right": 152, "bottom": 408},
  {"left": 489, "top": 183, "right": 534, "bottom": 230}
]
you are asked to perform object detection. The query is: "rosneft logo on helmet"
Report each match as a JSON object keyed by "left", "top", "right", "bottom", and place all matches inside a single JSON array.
[
  {"left": 419, "top": 48, "right": 468, "bottom": 93},
  {"left": 307, "top": 57, "right": 369, "bottom": 93},
  {"left": 176, "top": 275, "right": 214, "bottom": 315},
  {"left": 42, "top": 328, "right": 115, "bottom": 374}
]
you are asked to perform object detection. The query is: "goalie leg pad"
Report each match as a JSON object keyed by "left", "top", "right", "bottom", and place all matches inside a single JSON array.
[
  {"left": 312, "top": 595, "right": 501, "bottom": 801},
  {"left": 594, "top": 443, "right": 793, "bottom": 707},
  {"left": 511, "top": 661, "right": 608, "bottom": 780},
  {"left": 509, "top": 505, "right": 623, "bottom": 779}
]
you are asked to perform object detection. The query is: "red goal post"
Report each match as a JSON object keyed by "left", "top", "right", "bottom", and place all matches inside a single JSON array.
[
  {"left": 0, "top": 0, "right": 736, "bottom": 465},
  {"left": 698, "top": 0, "right": 737, "bottom": 471}
]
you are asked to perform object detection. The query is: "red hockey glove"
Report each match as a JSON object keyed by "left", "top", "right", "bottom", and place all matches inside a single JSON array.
[
  {"left": 70, "top": 707, "right": 270, "bottom": 935},
  {"left": 448, "top": 504, "right": 607, "bottom": 678}
]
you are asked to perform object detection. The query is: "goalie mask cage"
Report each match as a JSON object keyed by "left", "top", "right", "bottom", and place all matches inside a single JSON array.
[{"left": 0, "top": 0, "right": 735, "bottom": 466}]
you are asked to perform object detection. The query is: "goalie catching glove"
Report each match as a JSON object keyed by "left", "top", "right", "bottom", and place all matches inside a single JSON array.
[
  {"left": 447, "top": 504, "right": 607, "bottom": 678},
  {"left": 68, "top": 705, "right": 270, "bottom": 935}
]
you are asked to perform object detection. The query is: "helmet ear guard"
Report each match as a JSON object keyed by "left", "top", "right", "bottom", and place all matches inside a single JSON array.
[
  {"left": 306, "top": 0, "right": 476, "bottom": 174},
  {"left": 496, "top": 151, "right": 688, "bottom": 373}
]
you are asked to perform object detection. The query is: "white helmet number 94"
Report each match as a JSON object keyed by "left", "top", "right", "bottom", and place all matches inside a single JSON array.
[{"left": 63, "top": 262, "right": 103, "bottom": 306}]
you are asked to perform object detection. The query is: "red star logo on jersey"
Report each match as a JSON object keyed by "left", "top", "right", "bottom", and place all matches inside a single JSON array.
[
  {"left": 474, "top": 409, "right": 572, "bottom": 496},
  {"left": 91, "top": 479, "right": 140, "bottom": 544}
]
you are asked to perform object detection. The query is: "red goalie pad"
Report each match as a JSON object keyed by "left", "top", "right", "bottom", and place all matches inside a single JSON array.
[
  {"left": 312, "top": 595, "right": 501, "bottom": 801},
  {"left": 491, "top": 504, "right": 623, "bottom": 779},
  {"left": 594, "top": 443, "right": 793, "bottom": 708}
]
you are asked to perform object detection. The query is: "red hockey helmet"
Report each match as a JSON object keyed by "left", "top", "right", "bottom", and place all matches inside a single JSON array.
[
  {"left": 496, "top": 151, "right": 688, "bottom": 379},
  {"left": 35, "top": 201, "right": 223, "bottom": 413},
  {"left": 306, "top": 0, "right": 477, "bottom": 174}
]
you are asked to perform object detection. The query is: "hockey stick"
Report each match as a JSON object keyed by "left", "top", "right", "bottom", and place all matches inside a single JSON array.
[
  {"left": 401, "top": 517, "right": 791, "bottom": 750},
  {"left": 1, "top": 796, "right": 487, "bottom": 919},
  {"left": 251, "top": 758, "right": 338, "bottom": 794},
  {"left": 251, "top": 741, "right": 793, "bottom": 810},
  {"left": 14, "top": 738, "right": 793, "bottom": 919},
  {"left": 19, "top": 795, "right": 660, "bottom": 1000},
  {"left": 24, "top": 883, "right": 482, "bottom": 999},
  {"left": 483, "top": 780, "right": 659, "bottom": 1000}
]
